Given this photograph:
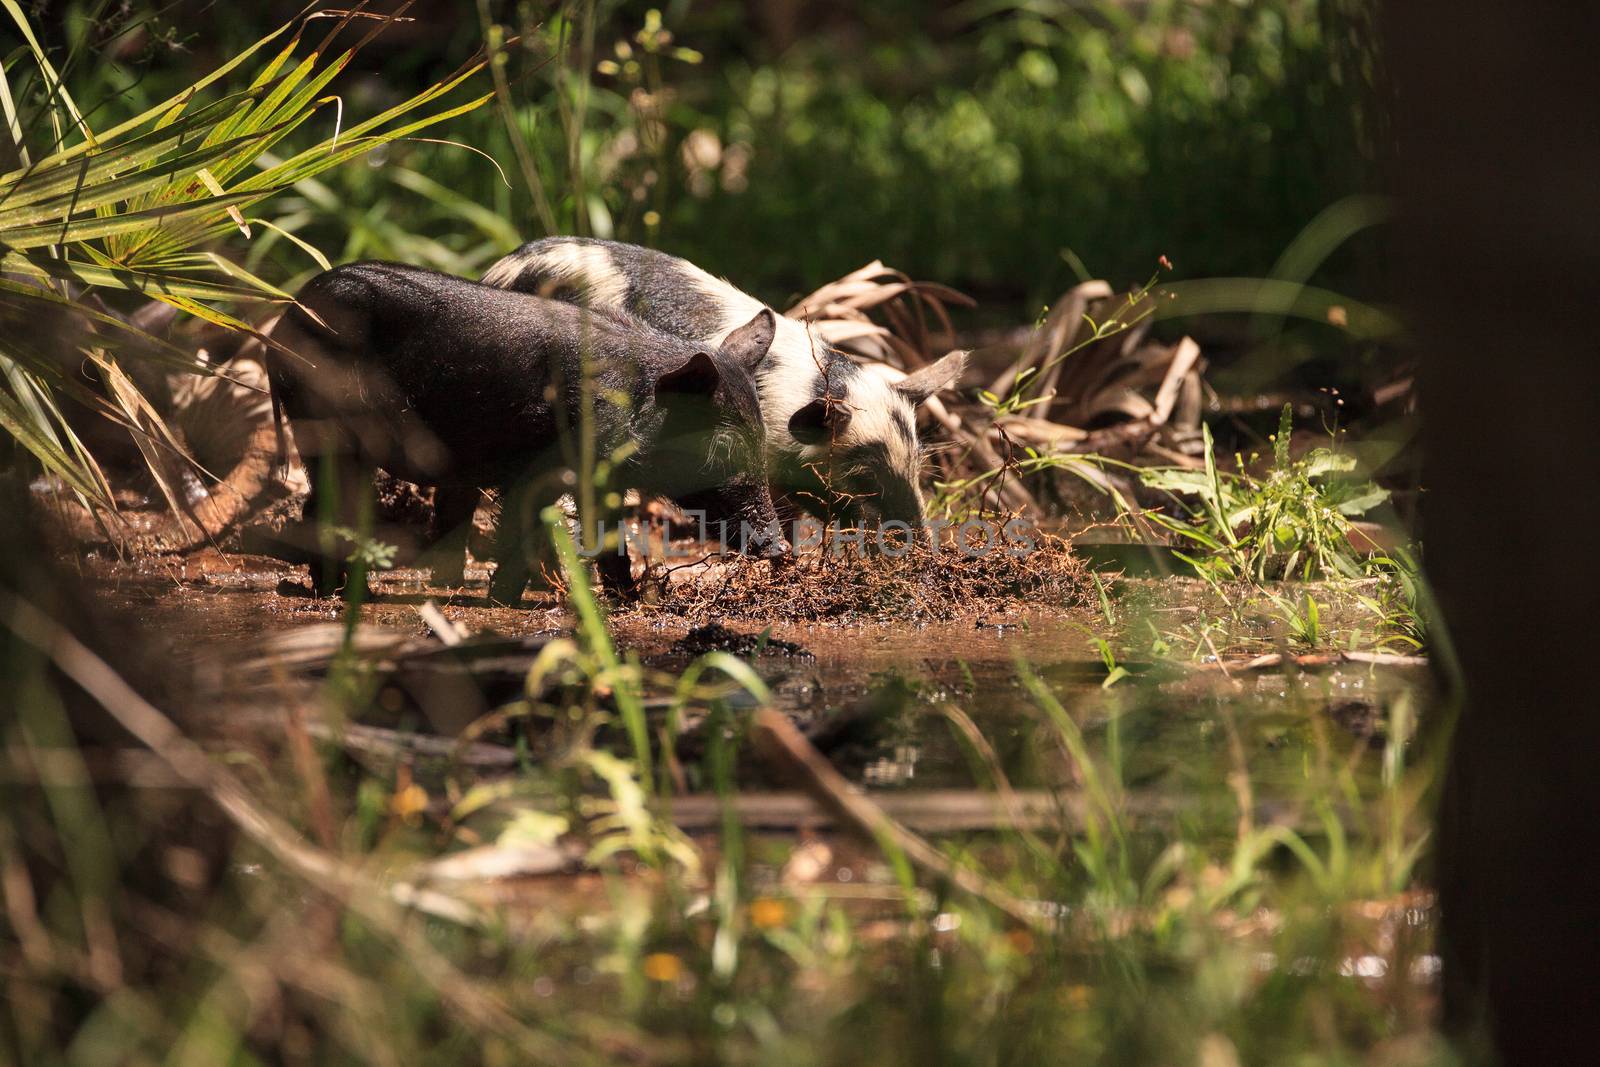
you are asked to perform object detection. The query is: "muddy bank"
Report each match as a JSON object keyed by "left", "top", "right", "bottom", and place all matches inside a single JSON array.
[{"left": 80, "top": 549, "right": 1431, "bottom": 801}]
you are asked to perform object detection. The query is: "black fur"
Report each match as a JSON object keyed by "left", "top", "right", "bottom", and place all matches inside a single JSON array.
[
  {"left": 267, "top": 262, "right": 785, "bottom": 600},
  {"left": 890, "top": 408, "right": 916, "bottom": 448}
]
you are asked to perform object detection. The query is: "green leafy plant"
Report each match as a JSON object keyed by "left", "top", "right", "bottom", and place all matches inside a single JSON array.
[
  {"left": 1360, "top": 548, "right": 1429, "bottom": 652},
  {"left": 321, "top": 525, "right": 398, "bottom": 573},
  {"left": 1140, "top": 404, "right": 1389, "bottom": 582},
  {"left": 1272, "top": 590, "right": 1323, "bottom": 648},
  {"left": 0, "top": 5, "right": 491, "bottom": 511},
  {"left": 1090, "top": 634, "right": 1129, "bottom": 689}
]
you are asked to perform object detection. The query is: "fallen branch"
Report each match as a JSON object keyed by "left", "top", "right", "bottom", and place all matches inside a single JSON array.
[
  {"left": 1186, "top": 649, "right": 1429, "bottom": 673},
  {"left": 419, "top": 599, "right": 468, "bottom": 645},
  {"left": 665, "top": 789, "right": 1080, "bottom": 833},
  {"left": 208, "top": 710, "right": 523, "bottom": 770}
]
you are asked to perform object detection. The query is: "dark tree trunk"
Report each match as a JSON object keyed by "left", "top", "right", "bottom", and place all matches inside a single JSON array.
[{"left": 1387, "top": 3, "right": 1600, "bottom": 1062}]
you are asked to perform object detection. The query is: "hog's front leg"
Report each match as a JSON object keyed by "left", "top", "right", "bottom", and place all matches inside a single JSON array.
[
  {"left": 489, "top": 480, "right": 560, "bottom": 605},
  {"left": 579, "top": 492, "right": 639, "bottom": 600},
  {"left": 300, "top": 451, "right": 375, "bottom": 601},
  {"left": 426, "top": 485, "right": 480, "bottom": 589}
]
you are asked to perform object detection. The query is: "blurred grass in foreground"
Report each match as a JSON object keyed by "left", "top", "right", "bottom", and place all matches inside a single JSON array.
[{"left": 1, "top": 502, "right": 1448, "bottom": 1065}]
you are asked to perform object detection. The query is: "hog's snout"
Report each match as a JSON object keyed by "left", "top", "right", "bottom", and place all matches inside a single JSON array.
[{"left": 748, "top": 531, "right": 792, "bottom": 560}]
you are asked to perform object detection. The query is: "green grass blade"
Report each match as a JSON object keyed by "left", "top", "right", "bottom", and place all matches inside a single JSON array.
[
  {"left": 1158, "top": 278, "right": 1402, "bottom": 340},
  {"left": 1, "top": 0, "right": 92, "bottom": 146},
  {"left": 544, "top": 506, "right": 653, "bottom": 795},
  {"left": 0, "top": 191, "right": 259, "bottom": 249},
  {"left": 0, "top": 251, "right": 271, "bottom": 303},
  {"left": 0, "top": 372, "right": 108, "bottom": 503},
  {"left": 1253, "top": 195, "right": 1393, "bottom": 338},
  {"left": 387, "top": 166, "right": 522, "bottom": 246},
  {"left": 27, "top": 18, "right": 301, "bottom": 167}
]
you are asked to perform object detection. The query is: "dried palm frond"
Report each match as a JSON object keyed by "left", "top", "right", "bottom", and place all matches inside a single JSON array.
[
  {"left": 784, "top": 257, "right": 1212, "bottom": 522},
  {"left": 992, "top": 284, "right": 1204, "bottom": 437},
  {"left": 789, "top": 254, "right": 1208, "bottom": 447},
  {"left": 784, "top": 260, "right": 974, "bottom": 369},
  {"left": 935, "top": 278, "right": 1211, "bottom": 522},
  {"left": 31, "top": 309, "right": 306, "bottom": 552}
]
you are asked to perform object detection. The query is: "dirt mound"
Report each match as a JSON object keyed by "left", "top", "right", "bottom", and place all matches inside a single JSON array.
[{"left": 646, "top": 534, "right": 1092, "bottom": 623}]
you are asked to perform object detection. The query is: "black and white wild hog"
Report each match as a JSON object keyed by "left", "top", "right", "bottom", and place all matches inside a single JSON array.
[
  {"left": 481, "top": 238, "right": 966, "bottom": 535},
  {"left": 266, "top": 262, "right": 788, "bottom": 602}
]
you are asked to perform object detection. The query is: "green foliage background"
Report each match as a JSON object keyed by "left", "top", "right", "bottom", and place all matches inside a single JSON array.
[{"left": 28, "top": 0, "right": 1383, "bottom": 309}]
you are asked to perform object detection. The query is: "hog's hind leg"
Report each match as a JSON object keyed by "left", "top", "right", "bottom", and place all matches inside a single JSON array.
[{"left": 587, "top": 495, "right": 639, "bottom": 601}]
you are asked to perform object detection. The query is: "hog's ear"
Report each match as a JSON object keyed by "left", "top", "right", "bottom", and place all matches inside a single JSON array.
[
  {"left": 720, "top": 309, "right": 777, "bottom": 372},
  {"left": 655, "top": 350, "right": 722, "bottom": 397},
  {"left": 893, "top": 349, "right": 968, "bottom": 407},
  {"left": 787, "top": 396, "right": 852, "bottom": 446}
]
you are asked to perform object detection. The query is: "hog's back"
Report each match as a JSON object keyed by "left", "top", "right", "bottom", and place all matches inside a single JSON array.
[{"left": 276, "top": 263, "right": 655, "bottom": 487}]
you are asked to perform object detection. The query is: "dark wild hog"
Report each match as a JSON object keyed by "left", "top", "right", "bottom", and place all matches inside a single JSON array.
[
  {"left": 482, "top": 237, "right": 966, "bottom": 531},
  {"left": 267, "top": 262, "right": 787, "bottom": 601}
]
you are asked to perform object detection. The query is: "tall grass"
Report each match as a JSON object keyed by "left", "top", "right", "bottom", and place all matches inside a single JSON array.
[{"left": 1, "top": 505, "right": 1444, "bottom": 1064}]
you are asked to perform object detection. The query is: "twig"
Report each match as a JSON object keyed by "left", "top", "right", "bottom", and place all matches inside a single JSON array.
[
  {"left": 665, "top": 789, "right": 1091, "bottom": 833},
  {"left": 1340, "top": 650, "right": 1429, "bottom": 668},
  {"left": 210, "top": 708, "right": 522, "bottom": 769},
  {"left": 475, "top": 0, "right": 556, "bottom": 234},
  {"left": 750, "top": 708, "right": 1047, "bottom": 930},
  {"left": 419, "top": 599, "right": 467, "bottom": 645},
  {"left": 1184, "top": 649, "right": 1429, "bottom": 673}
]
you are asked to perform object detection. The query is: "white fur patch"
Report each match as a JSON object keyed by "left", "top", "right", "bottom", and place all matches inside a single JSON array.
[
  {"left": 482, "top": 243, "right": 629, "bottom": 312},
  {"left": 671, "top": 269, "right": 924, "bottom": 483},
  {"left": 847, "top": 373, "right": 919, "bottom": 471},
  {"left": 478, "top": 247, "right": 534, "bottom": 288}
]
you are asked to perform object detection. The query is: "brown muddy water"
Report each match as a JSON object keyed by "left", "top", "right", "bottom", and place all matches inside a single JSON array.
[
  {"left": 84, "top": 548, "right": 1432, "bottom": 827},
  {"left": 71, "top": 546, "right": 1444, "bottom": 1041}
]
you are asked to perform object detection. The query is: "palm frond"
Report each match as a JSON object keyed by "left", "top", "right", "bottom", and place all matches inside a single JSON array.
[{"left": 0, "top": 5, "right": 492, "bottom": 530}]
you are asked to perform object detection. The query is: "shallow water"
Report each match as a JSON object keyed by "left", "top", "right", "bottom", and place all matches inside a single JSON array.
[
  {"left": 90, "top": 550, "right": 1430, "bottom": 834},
  {"left": 77, "top": 547, "right": 1442, "bottom": 1054}
]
